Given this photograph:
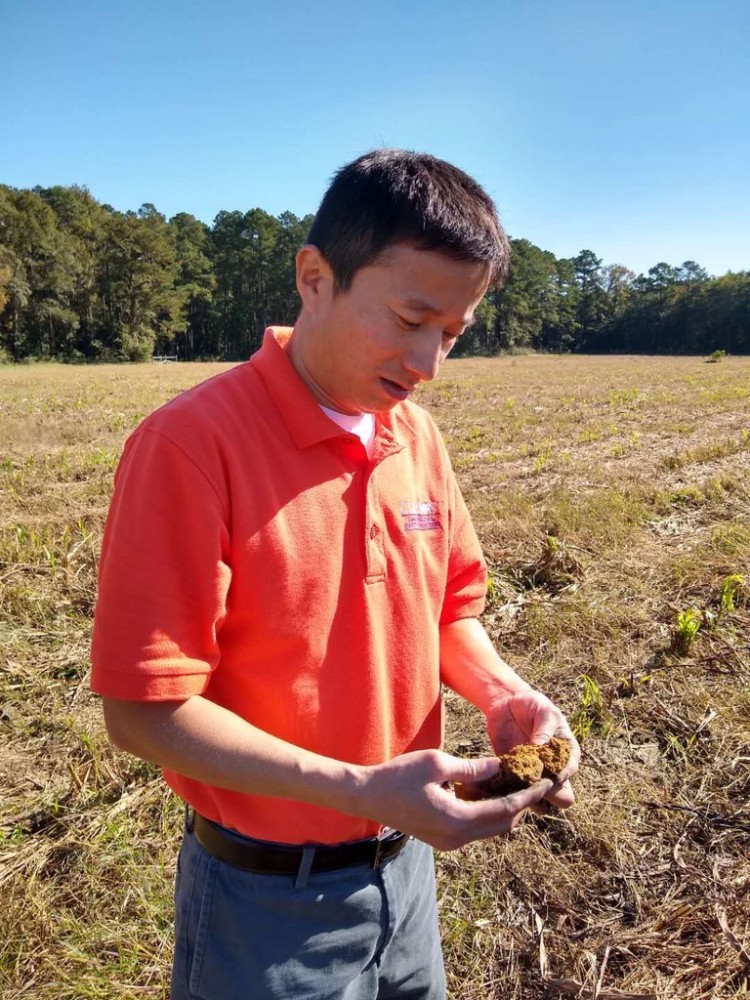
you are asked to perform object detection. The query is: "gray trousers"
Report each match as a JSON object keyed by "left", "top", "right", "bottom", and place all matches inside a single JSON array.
[{"left": 170, "top": 818, "right": 447, "bottom": 999}]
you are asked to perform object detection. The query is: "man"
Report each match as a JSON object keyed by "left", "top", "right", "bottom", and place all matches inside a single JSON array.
[{"left": 91, "top": 149, "right": 579, "bottom": 1000}]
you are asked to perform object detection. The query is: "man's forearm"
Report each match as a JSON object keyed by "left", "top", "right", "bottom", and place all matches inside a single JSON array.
[
  {"left": 103, "top": 695, "right": 367, "bottom": 816},
  {"left": 439, "top": 618, "right": 532, "bottom": 713},
  {"left": 101, "top": 683, "right": 564, "bottom": 850}
]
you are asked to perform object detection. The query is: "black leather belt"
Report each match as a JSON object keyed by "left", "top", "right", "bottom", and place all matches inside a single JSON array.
[{"left": 192, "top": 812, "right": 409, "bottom": 875}]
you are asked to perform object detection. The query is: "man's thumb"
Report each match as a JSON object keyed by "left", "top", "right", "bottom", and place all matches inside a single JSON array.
[
  {"left": 445, "top": 755, "right": 499, "bottom": 783},
  {"left": 530, "top": 730, "right": 554, "bottom": 746}
]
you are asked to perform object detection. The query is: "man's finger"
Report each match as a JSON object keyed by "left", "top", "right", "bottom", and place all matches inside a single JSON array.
[
  {"left": 509, "top": 809, "right": 528, "bottom": 832},
  {"left": 456, "top": 776, "right": 554, "bottom": 815},
  {"left": 442, "top": 754, "right": 504, "bottom": 785},
  {"left": 528, "top": 798, "right": 553, "bottom": 816},
  {"left": 543, "top": 778, "right": 575, "bottom": 809}
]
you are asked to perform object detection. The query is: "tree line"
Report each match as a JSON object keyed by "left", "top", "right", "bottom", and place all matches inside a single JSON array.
[{"left": 0, "top": 183, "right": 747, "bottom": 361}]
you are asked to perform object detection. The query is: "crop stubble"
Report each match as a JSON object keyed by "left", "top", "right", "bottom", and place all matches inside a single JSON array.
[{"left": 0, "top": 355, "right": 748, "bottom": 999}]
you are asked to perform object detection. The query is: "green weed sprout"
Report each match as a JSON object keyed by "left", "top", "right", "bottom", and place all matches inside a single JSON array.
[
  {"left": 571, "top": 673, "right": 609, "bottom": 740},
  {"left": 720, "top": 574, "right": 745, "bottom": 616},
  {"left": 672, "top": 608, "right": 702, "bottom": 656}
]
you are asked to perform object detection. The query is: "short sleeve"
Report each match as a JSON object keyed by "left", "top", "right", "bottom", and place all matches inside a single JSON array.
[
  {"left": 439, "top": 470, "right": 487, "bottom": 625},
  {"left": 90, "top": 428, "right": 232, "bottom": 701}
]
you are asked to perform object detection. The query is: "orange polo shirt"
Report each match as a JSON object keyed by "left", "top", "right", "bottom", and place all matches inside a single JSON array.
[{"left": 91, "top": 327, "right": 486, "bottom": 843}]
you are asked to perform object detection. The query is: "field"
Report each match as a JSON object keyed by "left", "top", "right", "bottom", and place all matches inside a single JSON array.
[{"left": 1, "top": 354, "right": 749, "bottom": 1000}]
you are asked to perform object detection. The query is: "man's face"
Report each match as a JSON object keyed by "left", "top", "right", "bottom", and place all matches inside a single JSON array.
[{"left": 292, "top": 243, "right": 490, "bottom": 415}]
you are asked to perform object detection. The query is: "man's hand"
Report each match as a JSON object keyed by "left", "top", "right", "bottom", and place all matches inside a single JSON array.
[
  {"left": 485, "top": 689, "right": 580, "bottom": 810},
  {"left": 356, "top": 749, "right": 555, "bottom": 851}
]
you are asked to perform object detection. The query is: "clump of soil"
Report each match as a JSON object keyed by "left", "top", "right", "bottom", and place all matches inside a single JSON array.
[
  {"left": 454, "top": 737, "right": 571, "bottom": 801},
  {"left": 537, "top": 736, "right": 570, "bottom": 777}
]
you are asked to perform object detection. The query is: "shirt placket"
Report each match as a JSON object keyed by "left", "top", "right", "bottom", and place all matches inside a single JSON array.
[{"left": 363, "top": 429, "right": 403, "bottom": 584}]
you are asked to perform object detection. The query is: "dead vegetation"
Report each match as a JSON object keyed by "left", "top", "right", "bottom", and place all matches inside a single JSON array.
[{"left": 1, "top": 355, "right": 749, "bottom": 999}]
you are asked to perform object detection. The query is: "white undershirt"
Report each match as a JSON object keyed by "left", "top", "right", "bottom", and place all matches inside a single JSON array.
[{"left": 320, "top": 405, "right": 376, "bottom": 458}]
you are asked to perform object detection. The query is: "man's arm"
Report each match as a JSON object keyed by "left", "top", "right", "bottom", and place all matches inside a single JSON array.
[
  {"left": 439, "top": 617, "right": 580, "bottom": 805},
  {"left": 102, "top": 694, "right": 556, "bottom": 850},
  {"left": 439, "top": 617, "right": 533, "bottom": 713}
]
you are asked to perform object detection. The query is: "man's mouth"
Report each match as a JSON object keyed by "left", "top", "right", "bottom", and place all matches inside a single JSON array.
[{"left": 380, "top": 378, "right": 415, "bottom": 401}]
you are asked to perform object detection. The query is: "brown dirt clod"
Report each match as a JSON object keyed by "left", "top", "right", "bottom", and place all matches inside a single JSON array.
[{"left": 454, "top": 737, "right": 571, "bottom": 801}]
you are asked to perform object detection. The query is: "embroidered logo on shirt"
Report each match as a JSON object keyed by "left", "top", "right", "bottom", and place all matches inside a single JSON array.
[{"left": 400, "top": 499, "right": 441, "bottom": 532}]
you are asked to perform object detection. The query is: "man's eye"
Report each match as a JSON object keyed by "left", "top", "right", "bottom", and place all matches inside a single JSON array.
[{"left": 398, "top": 316, "right": 422, "bottom": 330}]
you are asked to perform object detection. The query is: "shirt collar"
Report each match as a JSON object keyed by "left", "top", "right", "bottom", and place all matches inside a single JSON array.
[{"left": 250, "top": 327, "right": 404, "bottom": 453}]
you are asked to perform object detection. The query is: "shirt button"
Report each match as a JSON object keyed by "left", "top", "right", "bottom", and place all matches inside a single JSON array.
[{"left": 370, "top": 524, "right": 379, "bottom": 539}]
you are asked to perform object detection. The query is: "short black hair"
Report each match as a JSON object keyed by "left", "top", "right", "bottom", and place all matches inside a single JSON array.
[{"left": 307, "top": 149, "right": 510, "bottom": 293}]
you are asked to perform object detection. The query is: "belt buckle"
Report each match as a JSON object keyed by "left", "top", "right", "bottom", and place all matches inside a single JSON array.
[{"left": 372, "top": 826, "right": 400, "bottom": 868}]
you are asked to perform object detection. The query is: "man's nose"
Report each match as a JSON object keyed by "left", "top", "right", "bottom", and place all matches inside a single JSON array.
[{"left": 404, "top": 331, "right": 444, "bottom": 383}]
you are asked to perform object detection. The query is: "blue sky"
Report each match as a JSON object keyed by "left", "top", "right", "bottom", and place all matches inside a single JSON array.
[{"left": 3, "top": 0, "right": 748, "bottom": 276}]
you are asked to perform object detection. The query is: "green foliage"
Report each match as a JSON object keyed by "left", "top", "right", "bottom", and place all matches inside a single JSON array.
[
  {"left": 0, "top": 183, "right": 312, "bottom": 362},
  {"left": 485, "top": 569, "right": 503, "bottom": 610},
  {"left": 672, "top": 608, "right": 702, "bottom": 656},
  {"left": 570, "top": 673, "right": 609, "bottom": 740},
  {"left": 720, "top": 574, "right": 745, "bottom": 615},
  {"left": 707, "top": 349, "right": 727, "bottom": 363},
  {"left": 0, "top": 181, "right": 748, "bottom": 362}
]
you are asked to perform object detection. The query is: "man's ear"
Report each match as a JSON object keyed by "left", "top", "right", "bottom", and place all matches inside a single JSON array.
[{"left": 296, "top": 245, "right": 334, "bottom": 315}]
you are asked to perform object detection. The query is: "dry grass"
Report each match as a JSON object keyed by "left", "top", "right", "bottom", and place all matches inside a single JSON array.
[{"left": 1, "top": 355, "right": 749, "bottom": 999}]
